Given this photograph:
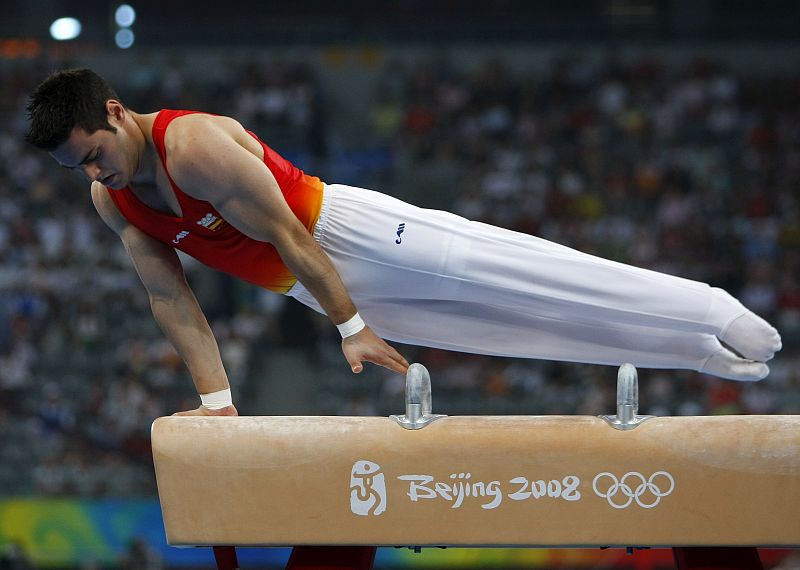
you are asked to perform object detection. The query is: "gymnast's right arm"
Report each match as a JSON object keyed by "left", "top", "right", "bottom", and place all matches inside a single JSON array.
[{"left": 91, "top": 182, "right": 237, "bottom": 416}]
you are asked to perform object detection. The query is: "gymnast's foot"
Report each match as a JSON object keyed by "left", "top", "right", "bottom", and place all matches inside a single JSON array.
[
  {"left": 699, "top": 344, "right": 769, "bottom": 382},
  {"left": 711, "top": 288, "right": 782, "bottom": 362}
]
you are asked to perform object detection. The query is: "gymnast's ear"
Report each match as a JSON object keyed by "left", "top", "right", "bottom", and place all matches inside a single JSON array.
[{"left": 105, "top": 99, "right": 126, "bottom": 125}]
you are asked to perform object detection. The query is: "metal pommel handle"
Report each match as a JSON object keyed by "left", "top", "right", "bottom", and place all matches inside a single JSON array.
[
  {"left": 601, "top": 363, "right": 653, "bottom": 430},
  {"left": 391, "top": 363, "right": 447, "bottom": 430},
  {"left": 617, "top": 363, "right": 639, "bottom": 423}
]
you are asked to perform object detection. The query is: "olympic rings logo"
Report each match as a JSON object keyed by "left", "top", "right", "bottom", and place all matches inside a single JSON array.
[{"left": 592, "top": 471, "right": 675, "bottom": 509}]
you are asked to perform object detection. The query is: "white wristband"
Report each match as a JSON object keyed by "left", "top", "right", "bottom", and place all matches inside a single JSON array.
[
  {"left": 337, "top": 313, "right": 366, "bottom": 338},
  {"left": 200, "top": 388, "right": 233, "bottom": 410}
]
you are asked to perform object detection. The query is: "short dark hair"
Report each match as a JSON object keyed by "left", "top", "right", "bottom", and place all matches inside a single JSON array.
[{"left": 25, "top": 68, "right": 122, "bottom": 151}]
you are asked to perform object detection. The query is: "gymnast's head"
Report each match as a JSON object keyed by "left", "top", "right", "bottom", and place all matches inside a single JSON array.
[{"left": 26, "top": 68, "right": 141, "bottom": 190}]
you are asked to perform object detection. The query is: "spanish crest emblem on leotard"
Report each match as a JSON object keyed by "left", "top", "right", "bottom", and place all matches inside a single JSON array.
[{"left": 197, "top": 212, "right": 225, "bottom": 231}]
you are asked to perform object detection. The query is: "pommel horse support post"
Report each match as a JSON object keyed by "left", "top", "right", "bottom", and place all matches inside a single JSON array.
[{"left": 151, "top": 364, "right": 800, "bottom": 570}]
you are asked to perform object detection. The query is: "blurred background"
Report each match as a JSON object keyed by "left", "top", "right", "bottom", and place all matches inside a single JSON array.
[{"left": 1, "top": 0, "right": 799, "bottom": 568}]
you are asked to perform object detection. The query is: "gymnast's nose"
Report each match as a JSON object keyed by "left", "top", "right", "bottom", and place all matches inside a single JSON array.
[{"left": 83, "top": 163, "right": 101, "bottom": 182}]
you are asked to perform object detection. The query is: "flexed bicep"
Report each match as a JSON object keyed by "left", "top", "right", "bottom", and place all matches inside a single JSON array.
[
  {"left": 166, "top": 119, "right": 303, "bottom": 245},
  {"left": 119, "top": 225, "right": 190, "bottom": 301},
  {"left": 91, "top": 181, "right": 189, "bottom": 300}
]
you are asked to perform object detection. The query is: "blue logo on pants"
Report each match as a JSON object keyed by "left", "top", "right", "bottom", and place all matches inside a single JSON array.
[{"left": 395, "top": 223, "right": 406, "bottom": 244}]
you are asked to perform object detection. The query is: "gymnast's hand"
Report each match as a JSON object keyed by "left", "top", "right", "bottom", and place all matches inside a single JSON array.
[
  {"left": 172, "top": 404, "right": 239, "bottom": 416},
  {"left": 342, "top": 326, "right": 409, "bottom": 375}
]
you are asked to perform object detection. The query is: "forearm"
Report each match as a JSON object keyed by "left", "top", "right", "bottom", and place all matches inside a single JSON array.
[
  {"left": 280, "top": 229, "right": 357, "bottom": 325},
  {"left": 150, "top": 293, "right": 229, "bottom": 394}
]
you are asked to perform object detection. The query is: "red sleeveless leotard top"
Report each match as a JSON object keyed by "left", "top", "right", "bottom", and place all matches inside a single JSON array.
[{"left": 107, "top": 109, "right": 324, "bottom": 293}]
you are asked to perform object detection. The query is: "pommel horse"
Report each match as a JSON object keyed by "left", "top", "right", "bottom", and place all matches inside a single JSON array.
[{"left": 151, "top": 364, "right": 800, "bottom": 570}]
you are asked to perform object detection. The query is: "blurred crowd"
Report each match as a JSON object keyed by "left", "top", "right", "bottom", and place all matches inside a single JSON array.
[{"left": 0, "top": 50, "right": 798, "bottom": 497}]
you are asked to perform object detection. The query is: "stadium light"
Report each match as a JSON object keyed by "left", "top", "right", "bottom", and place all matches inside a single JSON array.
[
  {"left": 115, "top": 5, "right": 136, "bottom": 28},
  {"left": 49, "top": 18, "right": 82, "bottom": 41},
  {"left": 115, "top": 28, "right": 135, "bottom": 49}
]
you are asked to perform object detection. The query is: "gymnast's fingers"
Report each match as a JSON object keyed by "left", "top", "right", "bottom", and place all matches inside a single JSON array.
[
  {"left": 367, "top": 350, "right": 408, "bottom": 375},
  {"left": 362, "top": 351, "right": 407, "bottom": 375},
  {"left": 363, "top": 335, "right": 409, "bottom": 374},
  {"left": 385, "top": 346, "right": 410, "bottom": 374},
  {"left": 341, "top": 330, "right": 408, "bottom": 375}
]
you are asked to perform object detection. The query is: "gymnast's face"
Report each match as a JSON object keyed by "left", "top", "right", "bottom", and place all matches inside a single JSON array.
[{"left": 50, "top": 100, "right": 141, "bottom": 190}]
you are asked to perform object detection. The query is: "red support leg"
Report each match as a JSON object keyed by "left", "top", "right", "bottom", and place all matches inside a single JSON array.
[
  {"left": 213, "top": 546, "right": 240, "bottom": 570},
  {"left": 673, "top": 547, "right": 764, "bottom": 570},
  {"left": 286, "top": 546, "right": 377, "bottom": 570}
]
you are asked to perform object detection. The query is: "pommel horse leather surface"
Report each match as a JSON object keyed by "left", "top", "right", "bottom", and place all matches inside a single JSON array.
[{"left": 151, "top": 415, "right": 800, "bottom": 547}]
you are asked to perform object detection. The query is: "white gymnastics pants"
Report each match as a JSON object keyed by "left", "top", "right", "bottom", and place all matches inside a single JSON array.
[{"left": 286, "top": 184, "right": 738, "bottom": 372}]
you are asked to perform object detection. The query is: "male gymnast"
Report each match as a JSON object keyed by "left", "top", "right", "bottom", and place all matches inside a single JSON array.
[{"left": 25, "top": 69, "right": 782, "bottom": 416}]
